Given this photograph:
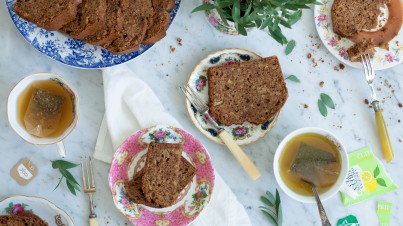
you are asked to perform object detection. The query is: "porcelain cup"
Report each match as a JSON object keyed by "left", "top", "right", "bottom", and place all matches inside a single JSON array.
[{"left": 7, "top": 73, "right": 79, "bottom": 157}]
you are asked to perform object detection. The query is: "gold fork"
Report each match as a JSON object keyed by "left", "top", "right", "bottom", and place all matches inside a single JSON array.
[
  {"left": 361, "top": 54, "right": 394, "bottom": 162},
  {"left": 81, "top": 157, "right": 98, "bottom": 226}
]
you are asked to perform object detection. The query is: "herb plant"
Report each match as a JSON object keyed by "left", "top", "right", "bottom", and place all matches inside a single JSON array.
[
  {"left": 192, "top": 0, "right": 321, "bottom": 48},
  {"left": 260, "top": 189, "right": 282, "bottom": 226},
  {"left": 52, "top": 160, "right": 80, "bottom": 195}
]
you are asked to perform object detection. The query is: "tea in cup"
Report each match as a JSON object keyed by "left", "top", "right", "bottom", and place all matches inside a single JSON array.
[{"left": 7, "top": 73, "right": 79, "bottom": 157}]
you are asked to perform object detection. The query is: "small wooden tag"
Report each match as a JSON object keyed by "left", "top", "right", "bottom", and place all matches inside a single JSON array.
[{"left": 10, "top": 158, "right": 38, "bottom": 185}]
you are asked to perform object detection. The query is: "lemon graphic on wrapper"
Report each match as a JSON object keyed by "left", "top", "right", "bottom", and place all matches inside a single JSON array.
[{"left": 361, "top": 171, "right": 378, "bottom": 192}]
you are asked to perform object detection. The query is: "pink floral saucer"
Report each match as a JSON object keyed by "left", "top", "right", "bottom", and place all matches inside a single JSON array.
[
  {"left": 314, "top": 0, "right": 403, "bottom": 70},
  {"left": 186, "top": 48, "right": 280, "bottom": 146},
  {"left": 108, "top": 125, "right": 215, "bottom": 226}
]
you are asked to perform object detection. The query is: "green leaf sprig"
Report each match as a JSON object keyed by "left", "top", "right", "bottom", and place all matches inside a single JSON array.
[
  {"left": 192, "top": 0, "right": 321, "bottom": 50},
  {"left": 260, "top": 189, "right": 282, "bottom": 226},
  {"left": 52, "top": 160, "right": 80, "bottom": 196},
  {"left": 317, "top": 93, "right": 335, "bottom": 117},
  {"left": 285, "top": 75, "right": 300, "bottom": 83}
]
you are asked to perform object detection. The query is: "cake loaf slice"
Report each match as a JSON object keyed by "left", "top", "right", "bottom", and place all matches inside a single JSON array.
[
  {"left": 141, "top": 142, "right": 182, "bottom": 207},
  {"left": 0, "top": 212, "right": 49, "bottom": 226},
  {"left": 59, "top": 0, "right": 107, "bottom": 39},
  {"left": 142, "top": 8, "right": 170, "bottom": 45},
  {"left": 125, "top": 156, "right": 196, "bottom": 208},
  {"left": 347, "top": 39, "right": 376, "bottom": 62},
  {"left": 208, "top": 56, "right": 288, "bottom": 126},
  {"left": 332, "top": 0, "right": 389, "bottom": 37},
  {"left": 102, "top": 0, "right": 154, "bottom": 54},
  {"left": 83, "top": 0, "right": 127, "bottom": 45},
  {"left": 14, "top": 0, "right": 81, "bottom": 30}
]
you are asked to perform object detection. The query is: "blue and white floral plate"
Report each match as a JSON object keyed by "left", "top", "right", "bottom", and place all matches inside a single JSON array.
[
  {"left": 0, "top": 195, "right": 74, "bottom": 225},
  {"left": 186, "top": 48, "right": 280, "bottom": 146},
  {"left": 5, "top": 0, "right": 181, "bottom": 68},
  {"left": 314, "top": 0, "right": 402, "bottom": 70}
]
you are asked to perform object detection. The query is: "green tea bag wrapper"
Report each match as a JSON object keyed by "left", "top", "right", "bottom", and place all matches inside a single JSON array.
[
  {"left": 339, "top": 147, "right": 397, "bottom": 206},
  {"left": 377, "top": 201, "right": 392, "bottom": 226}
]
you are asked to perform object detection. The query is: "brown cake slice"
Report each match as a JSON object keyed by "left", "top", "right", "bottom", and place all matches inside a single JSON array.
[
  {"left": 347, "top": 39, "right": 376, "bottom": 62},
  {"left": 141, "top": 142, "right": 182, "bottom": 207},
  {"left": 83, "top": 0, "right": 127, "bottom": 45},
  {"left": 125, "top": 156, "right": 195, "bottom": 208},
  {"left": 102, "top": 0, "right": 154, "bottom": 54},
  {"left": 0, "top": 212, "right": 49, "bottom": 226},
  {"left": 142, "top": 8, "right": 170, "bottom": 45},
  {"left": 59, "top": 0, "right": 107, "bottom": 39},
  {"left": 14, "top": 0, "right": 81, "bottom": 30},
  {"left": 207, "top": 56, "right": 288, "bottom": 126},
  {"left": 332, "top": 0, "right": 389, "bottom": 37}
]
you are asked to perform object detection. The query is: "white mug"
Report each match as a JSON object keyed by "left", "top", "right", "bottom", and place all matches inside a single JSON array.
[{"left": 7, "top": 73, "right": 79, "bottom": 157}]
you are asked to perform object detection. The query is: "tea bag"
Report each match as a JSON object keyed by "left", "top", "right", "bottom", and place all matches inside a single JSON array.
[
  {"left": 290, "top": 142, "right": 339, "bottom": 187},
  {"left": 24, "top": 88, "right": 64, "bottom": 137}
]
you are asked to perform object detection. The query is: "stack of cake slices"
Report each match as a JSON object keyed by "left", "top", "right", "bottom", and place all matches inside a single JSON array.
[
  {"left": 13, "top": 0, "right": 175, "bottom": 54},
  {"left": 125, "top": 142, "right": 196, "bottom": 208},
  {"left": 0, "top": 212, "right": 49, "bottom": 226}
]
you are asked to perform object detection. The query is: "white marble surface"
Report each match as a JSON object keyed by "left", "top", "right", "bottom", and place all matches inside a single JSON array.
[{"left": 1, "top": 1, "right": 402, "bottom": 225}]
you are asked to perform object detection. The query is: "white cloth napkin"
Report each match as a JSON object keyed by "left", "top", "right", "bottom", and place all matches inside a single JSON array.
[{"left": 94, "top": 64, "right": 252, "bottom": 226}]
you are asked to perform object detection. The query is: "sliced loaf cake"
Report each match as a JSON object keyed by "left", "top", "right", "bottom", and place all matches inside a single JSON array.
[
  {"left": 332, "top": 0, "right": 389, "bottom": 37},
  {"left": 141, "top": 142, "right": 182, "bottom": 207},
  {"left": 142, "top": 9, "right": 170, "bottom": 45},
  {"left": 60, "top": 0, "right": 107, "bottom": 39},
  {"left": 83, "top": 0, "right": 127, "bottom": 45},
  {"left": 102, "top": 0, "right": 154, "bottom": 54},
  {"left": 125, "top": 156, "right": 196, "bottom": 208},
  {"left": 208, "top": 56, "right": 288, "bottom": 126},
  {"left": 14, "top": 0, "right": 81, "bottom": 30},
  {"left": 0, "top": 212, "right": 49, "bottom": 226}
]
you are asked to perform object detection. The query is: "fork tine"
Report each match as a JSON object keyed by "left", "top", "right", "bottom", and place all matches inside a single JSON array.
[
  {"left": 81, "top": 158, "right": 87, "bottom": 190},
  {"left": 181, "top": 85, "right": 202, "bottom": 112},
  {"left": 365, "top": 54, "right": 374, "bottom": 76},
  {"left": 89, "top": 157, "right": 95, "bottom": 188},
  {"left": 187, "top": 85, "right": 207, "bottom": 109},
  {"left": 361, "top": 55, "right": 369, "bottom": 78},
  {"left": 85, "top": 158, "right": 90, "bottom": 190}
]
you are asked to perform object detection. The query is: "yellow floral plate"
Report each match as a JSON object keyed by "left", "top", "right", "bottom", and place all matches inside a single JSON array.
[
  {"left": 108, "top": 125, "right": 215, "bottom": 226},
  {"left": 186, "top": 48, "right": 280, "bottom": 146}
]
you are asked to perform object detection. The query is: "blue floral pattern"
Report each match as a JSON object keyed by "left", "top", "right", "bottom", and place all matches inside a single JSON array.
[{"left": 5, "top": 0, "right": 181, "bottom": 68}]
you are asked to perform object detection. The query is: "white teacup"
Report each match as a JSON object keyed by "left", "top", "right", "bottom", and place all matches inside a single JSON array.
[
  {"left": 7, "top": 73, "right": 79, "bottom": 157},
  {"left": 273, "top": 127, "right": 349, "bottom": 203}
]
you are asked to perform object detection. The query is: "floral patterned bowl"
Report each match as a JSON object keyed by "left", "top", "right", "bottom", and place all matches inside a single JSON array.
[
  {"left": 108, "top": 125, "right": 215, "bottom": 226},
  {"left": 314, "top": 0, "right": 403, "bottom": 70},
  {"left": 186, "top": 48, "right": 280, "bottom": 146},
  {"left": 0, "top": 195, "right": 74, "bottom": 225}
]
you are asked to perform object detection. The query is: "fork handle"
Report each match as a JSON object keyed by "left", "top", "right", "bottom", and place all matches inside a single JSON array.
[
  {"left": 373, "top": 102, "right": 394, "bottom": 162},
  {"left": 89, "top": 217, "right": 98, "bottom": 226},
  {"left": 218, "top": 130, "right": 261, "bottom": 180}
]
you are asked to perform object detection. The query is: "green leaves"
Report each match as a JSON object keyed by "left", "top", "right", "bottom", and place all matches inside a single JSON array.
[
  {"left": 376, "top": 178, "right": 387, "bottom": 187},
  {"left": 260, "top": 189, "right": 282, "bottom": 226},
  {"left": 318, "top": 93, "right": 335, "bottom": 117},
  {"left": 285, "top": 75, "right": 300, "bottom": 83},
  {"left": 191, "top": 0, "right": 317, "bottom": 49},
  {"left": 374, "top": 166, "right": 380, "bottom": 178},
  {"left": 191, "top": 3, "right": 215, "bottom": 13},
  {"left": 285, "top": 40, "right": 296, "bottom": 55},
  {"left": 52, "top": 160, "right": 80, "bottom": 196}
]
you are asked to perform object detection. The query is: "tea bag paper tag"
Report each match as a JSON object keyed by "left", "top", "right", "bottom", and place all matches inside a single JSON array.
[{"left": 10, "top": 158, "right": 37, "bottom": 185}]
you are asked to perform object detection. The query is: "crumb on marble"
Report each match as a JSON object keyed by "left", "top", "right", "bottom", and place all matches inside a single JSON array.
[
  {"left": 339, "top": 63, "right": 345, "bottom": 70},
  {"left": 364, "top": 99, "right": 369, "bottom": 104},
  {"left": 177, "top": 37, "right": 182, "bottom": 46},
  {"left": 304, "top": 104, "right": 309, "bottom": 109},
  {"left": 319, "top": 81, "right": 324, "bottom": 87},
  {"left": 307, "top": 53, "right": 312, "bottom": 59},
  {"left": 169, "top": 45, "right": 176, "bottom": 53},
  {"left": 398, "top": 103, "right": 403, "bottom": 108}
]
